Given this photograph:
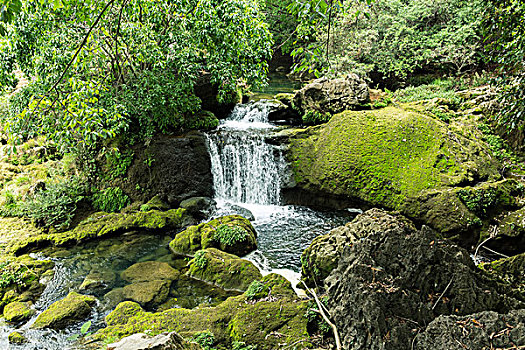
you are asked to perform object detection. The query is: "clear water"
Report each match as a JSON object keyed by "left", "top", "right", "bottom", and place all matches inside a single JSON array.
[
  {"left": 0, "top": 233, "right": 236, "bottom": 349},
  {"left": 250, "top": 73, "right": 301, "bottom": 101}
]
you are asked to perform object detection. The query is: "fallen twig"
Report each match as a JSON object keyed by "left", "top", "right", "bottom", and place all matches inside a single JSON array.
[
  {"left": 432, "top": 276, "right": 454, "bottom": 311},
  {"left": 301, "top": 281, "right": 341, "bottom": 350}
]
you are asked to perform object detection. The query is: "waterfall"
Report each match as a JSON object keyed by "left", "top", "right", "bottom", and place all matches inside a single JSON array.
[{"left": 206, "top": 101, "right": 282, "bottom": 205}]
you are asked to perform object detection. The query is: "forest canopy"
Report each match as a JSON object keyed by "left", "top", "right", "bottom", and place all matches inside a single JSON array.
[{"left": 0, "top": 0, "right": 272, "bottom": 151}]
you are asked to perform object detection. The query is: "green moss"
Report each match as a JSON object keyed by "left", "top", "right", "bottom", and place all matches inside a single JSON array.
[
  {"left": 32, "top": 292, "right": 97, "bottom": 330},
  {"left": 479, "top": 253, "right": 524, "bottom": 296},
  {"left": 186, "top": 248, "right": 262, "bottom": 292},
  {"left": 169, "top": 215, "right": 256, "bottom": 257},
  {"left": 95, "top": 295, "right": 311, "bottom": 350},
  {"left": 8, "top": 208, "right": 188, "bottom": 255},
  {"left": 3, "top": 301, "right": 35, "bottom": 323},
  {"left": 245, "top": 280, "right": 269, "bottom": 300},
  {"left": 289, "top": 107, "right": 500, "bottom": 209}
]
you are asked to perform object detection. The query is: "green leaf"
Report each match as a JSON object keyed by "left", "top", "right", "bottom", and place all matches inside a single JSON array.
[{"left": 80, "top": 320, "right": 91, "bottom": 334}]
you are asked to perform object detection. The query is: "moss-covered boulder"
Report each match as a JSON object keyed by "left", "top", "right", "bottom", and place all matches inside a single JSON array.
[
  {"left": 107, "top": 331, "right": 202, "bottom": 350},
  {"left": 0, "top": 255, "right": 54, "bottom": 313},
  {"left": 121, "top": 261, "right": 179, "bottom": 283},
  {"left": 9, "top": 208, "right": 192, "bottom": 255},
  {"left": 301, "top": 208, "right": 416, "bottom": 287},
  {"left": 3, "top": 301, "right": 35, "bottom": 323},
  {"left": 122, "top": 280, "right": 171, "bottom": 307},
  {"left": 169, "top": 215, "right": 257, "bottom": 257},
  {"left": 8, "top": 331, "right": 27, "bottom": 345},
  {"left": 286, "top": 106, "right": 519, "bottom": 245},
  {"left": 96, "top": 294, "right": 311, "bottom": 350},
  {"left": 186, "top": 248, "right": 262, "bottom": 292},
  {"left": 32, "top": 292, "right": 97, "bottom": 330}
]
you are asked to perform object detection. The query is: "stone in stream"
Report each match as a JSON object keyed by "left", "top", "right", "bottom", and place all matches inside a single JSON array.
[
  {"left": 169, "top": 215, "right": 257, "bottom": 257},
  {"left": 121, "top": 261, "right": 180, "bottom": 283},
  {"left": 8, "top": 331, "right": 28, "bottom": 345},
  {"left": 186, "top": 248, "right": 262, "bottom": 292},
  {"left": 3, "top": 301, "right": 35, "bottom": 323},
  {"left": 79, "top": 269, "right": 117, "bottom": 293},
  {"left": 122, "top": 280, "right": 171, "bottom": 307},
  {"left": 179, "top": 196, "right": 216, "bottom": 220},
  {"left": 32, "top": 292, "right": 97, "bottom": 330}
]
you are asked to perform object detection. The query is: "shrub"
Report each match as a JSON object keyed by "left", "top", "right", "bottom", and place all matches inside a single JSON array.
[
  {"left": 214, "top": 224, "right": 248, "bottom": 247},
  {"left": 20, "top": 177, "right": 86, "bottom": 230},
  {"left": 92, "top": 187, "right": 130, "bottom": 213}
]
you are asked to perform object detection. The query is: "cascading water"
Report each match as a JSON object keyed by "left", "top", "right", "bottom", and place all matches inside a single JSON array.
[
  {"left": 206, "top": 101, "right": 355, "bottom": 275},
  {"left": 207, "top": 101, "right": 283, "bottom": 205}
]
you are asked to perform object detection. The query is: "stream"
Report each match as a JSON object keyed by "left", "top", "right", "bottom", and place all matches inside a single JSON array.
[{"left": 1, "top": 79, "right": 357, "bottom": 349}]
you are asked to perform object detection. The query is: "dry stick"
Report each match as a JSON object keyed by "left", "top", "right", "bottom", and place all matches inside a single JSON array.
[
  {"left": 432, "top": 276, "right": 454, "bottom": 311},
  {"left": 301, "top": 281, "right": 341, "bottom": 350},
  {"left": 474, "top": 234, "right": 494, "bottom": 263},
  {"left": 34, "top": 0, "right": 117, "bottom": 110},
  {"left": 481, "top": 245, "right": 509, "bottom": 258}
]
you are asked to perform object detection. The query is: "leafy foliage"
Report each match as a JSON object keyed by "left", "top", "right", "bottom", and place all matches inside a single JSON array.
[
  {"left": 457, "top": 188, "right": 499, "bottom": 216},
  {"left": 484, "top": 0, "right": 525, "bottom": 133},
  {"left": 214, "top": 224, "right": 248, "bottom": 246},
  {"left": 20, "top": 177, "right": 86, "bottom": 230},
  {"left": 0, "top": 0, "right": 272, "bottom": 151},
  {"left": 92, "top": 187, "right": 130, "bottom": 213},
  {"left": 190, "top": 331, "right": 215, "bottom": 349},
  {"left": 193, "top": 250, "right": 208, "bottom": 269}
]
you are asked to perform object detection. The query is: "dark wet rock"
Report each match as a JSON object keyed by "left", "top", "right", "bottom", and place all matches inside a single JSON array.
[
  {"left": 122, "top": 280, "right": 171, "bottom": 307},
  {"left": 179, "top": 197, "right": 216, "bottom": 220},
  {"left": 221, "top": 204, "right": 255, "bottom": 221},
  {"left": 103, "top": 288, "right": 126, "bottom": 310},
  {"left": 194, "top": 72, "right": 241, "bottom": 118},
  {"left": 121, "top": 261, "right": 180, "bottom": 283},
  {"left": 301, "top": 208, "right": 415, "bottom": 287},
  {"left": 32, "top": 292, "right": 97, "bottom": 330},
  {"left": 121, "top": 133, "right": 213, "bottom": 207},
  {"left": 489, "top": 207, "right": 525, "bottom": 254},
  {"left": 292, "top": 74, "right": 369, "bottom": 115},
  {"left": 479, "top": 252, "right": 525, "bottom": 297},
  {"left": 107, "top": 331, "right": 201, "bottom": 350},
  {"left": 414, "top": 310, "right": 525, "bottom": 349},
  {"left": 266, "top": 98, "right": 301, "bottom": 125},
  {"left": 169, "top": 215, "right": 257, "bottom": 257},
  {"left": 186, "top": 248, "right": 262, "bottom": 292},
  {"left": 3, "top": 301, "right": 35, "bottom": 323},
  {"left": 79, "top": 269, "right": 117, "bottom": 293},
  {"left": 324, "top": 209, "right": 525, "bottom": 350}
]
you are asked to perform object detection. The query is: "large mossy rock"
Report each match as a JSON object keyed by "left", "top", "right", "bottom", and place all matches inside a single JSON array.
[
  {"left": 32, "top": 292, "right": 97, "bottom": 330},
  {"left": 301, "top": 208, "right": 416, "bottom": 287},
  {"left": 292, "top": 74, "right": 370, "bottom": 115},
  {"left": 79, "top": 269, "right": 117, "bottom": 293},
  {"left": 186, "top": 248, "right": 262, "bottom": 292},
  {"left": 120, "top": 133, "right": 213, "bottom": 207},
  {"left": 9, "top": 208, "right": 192, "bottom": 255},
  {"left": 169, "top": 215, "right": 257, "bottom": 257},
  {"left": 286, "top": 106, "right": 514, "bottom": 244},
  {"left": 96, "top": 293, "right": 310, "bottom": 350},
  {"left": 489, "top": 207, "right": 525, "bottom": 254},
  {"left": 479, "top": 253, "right": 525, "bottom": 296},
  {"left": 323, "top": 209, "right": 525, "bottom": 350}
]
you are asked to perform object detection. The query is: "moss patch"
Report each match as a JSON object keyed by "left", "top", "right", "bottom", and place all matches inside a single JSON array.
[
  {"left": 186, "top": 248, "right": 262, "bottom": 292},
  {"left": 289, "top": 107, "right": 500, "bottom": 209},
  {"left": 169, "top": 215, "right": 256, "bottom": 257},
  {"left": 8, "top": 208, "right": 190, "bottom": 255},
  {"left": 3, "top": 301, "right": 35, "bottom": 323}
]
